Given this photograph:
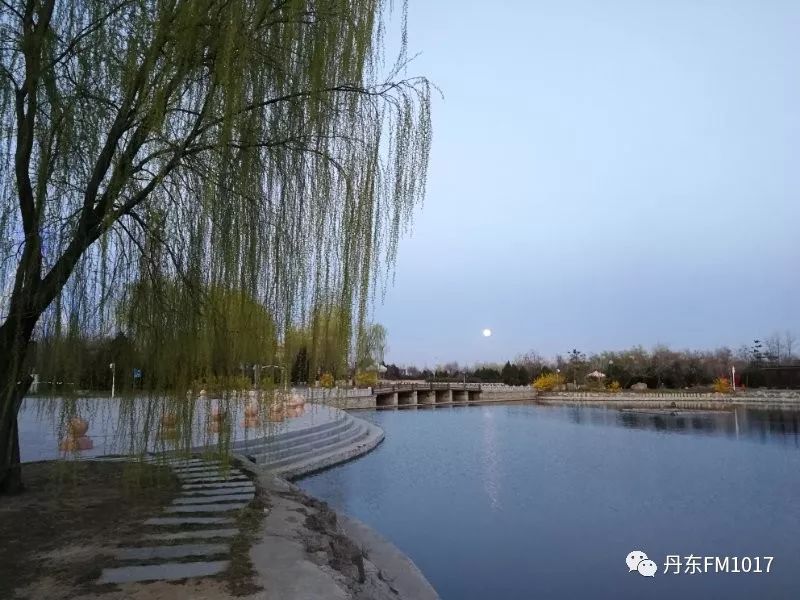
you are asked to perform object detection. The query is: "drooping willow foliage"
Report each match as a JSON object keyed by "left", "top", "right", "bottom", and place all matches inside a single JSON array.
[{"left": 0, "top": 0, "right": 431, "bottom": 489}]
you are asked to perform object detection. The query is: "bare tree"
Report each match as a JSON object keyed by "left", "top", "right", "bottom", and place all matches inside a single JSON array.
[
  {"left": 764, "top": 333, "right": 783, "bottom": 364},
  {"left": 783, "top": 331, "right": 796, "bottom": 363}
]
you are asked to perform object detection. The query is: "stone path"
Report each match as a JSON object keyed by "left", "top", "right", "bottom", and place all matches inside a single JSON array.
[{"left": 94, "top": 457, "right": 255, "bottom": 585}]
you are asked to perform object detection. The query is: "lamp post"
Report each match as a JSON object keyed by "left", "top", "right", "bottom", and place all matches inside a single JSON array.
[{"left": 109, "top": 362, "right": 116, "bottom": 399}]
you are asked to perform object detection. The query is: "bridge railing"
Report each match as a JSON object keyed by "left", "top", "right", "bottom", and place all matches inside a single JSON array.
[{"left": 372, "top": 383, "right": 482, "bottom": 394}]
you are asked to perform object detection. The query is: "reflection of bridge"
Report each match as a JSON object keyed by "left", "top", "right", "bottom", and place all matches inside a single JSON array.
[{"left": 373, "top": 383, "right": 484, "bottom": 408}]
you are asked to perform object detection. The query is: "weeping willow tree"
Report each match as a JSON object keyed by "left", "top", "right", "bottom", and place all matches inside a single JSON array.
[
  {"left": 123, "top": 281, "right": 278, "bottom": 389},
  {"left": 355, "top": 322, "right": 386, "bottom": 371},
  {"left": 0, "top": 0, "right": 431, "bottom": 493}
]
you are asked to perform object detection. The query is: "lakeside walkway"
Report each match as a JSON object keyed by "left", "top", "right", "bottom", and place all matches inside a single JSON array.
[{"left": 71, "top": 406, "right": 438, "bottom": 599}]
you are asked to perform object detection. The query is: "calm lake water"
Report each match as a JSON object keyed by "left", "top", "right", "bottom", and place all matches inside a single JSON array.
[{"left": 298, "top": 405, "right": 800, "bottom": 600}]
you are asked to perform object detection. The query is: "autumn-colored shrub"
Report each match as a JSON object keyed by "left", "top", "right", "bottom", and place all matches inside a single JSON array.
[
  {"left": 532, "top": 372, "right": 565, "bottom": 391},
  {"left": 355, "top": 371, "right": 378, "bottom": 388},
  {"left": 607, "top": 380, "right": 622, "bottom": 393},
  {"left": 713, "top": 377, "right": 732, "bottom": 394},
  {"left": 319, "top": 372, "right": 335, "bottom": 388}
]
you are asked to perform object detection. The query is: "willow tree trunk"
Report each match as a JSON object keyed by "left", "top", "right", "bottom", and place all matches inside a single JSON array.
[
  {"left": 0, "top": 411, "right": 24, "bottom": 494},
  {"left": 0, "top": 313, "right": 37, "bottom": 494}
]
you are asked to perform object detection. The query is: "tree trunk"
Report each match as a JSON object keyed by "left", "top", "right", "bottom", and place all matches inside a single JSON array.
[
  {"left": 0, "top": 319, "right": 35, "bottom": 495},
  {"left": 0, "top": 412, "right": 23, "bottom": 494},
  {"left": 0, "top": 372, "right": 31, "bottom": 494}
]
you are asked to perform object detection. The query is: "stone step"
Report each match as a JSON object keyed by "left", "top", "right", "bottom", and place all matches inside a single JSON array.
[
  {"left": 258, "top": 424, "right": 368, "bottom": 470},
  {"left": 172, "top": 464, "right": 232, "bottom": 474},
  {"left": 254, "top": 419, "right": 359, "bottom": 462},
  {"left": 98, "top": 560, "right": 229, "bottom": 584},
  {"left": 160, "top": 458, "right": 221, "bottom": 466},
  {"left": 260, "top": 424, "right": 368, "bottom": 469},
  {"left": 177, "top": 474, "right": 249, "bottom": 484},
  {"left": 176, "top": 468, "right": 243, "bottom": 480},
  {"left": 116, "top": 543, "right": 229, "bottom": 561},
  {"left": 181, "top": 485, "right": 255, "bottom": 496},
  {"left": 230, "top": 415, "right": 346, "bottom": 451},
  {"left": 142, "top": 529, "right": 239, "bottom": 542},
  {"left": 182, "top": 480, "right": 253, "bottom": 490},
  {"left": 174, "top": 493, "right": 254, "bottom": 505},
  {"left": 144, "top": 517, "right": 235, "bottom": 526},
  {"left": 236, "top": 416, "right": 354, "bottom": 457},
  {"left": 165, "top": 502, "right": 248, "bottom": 514},
  {"left": 89, "top": 456, "right": 138, "bottom": 462},
  {"left": 274, "top": 420, "right": 384, "bottom": 480},
  {"left": 145, "top": 456, "right": 222, "bottom": 466},
  {"left": 255, "top": 423, "right": 359, "bottom": 464}
]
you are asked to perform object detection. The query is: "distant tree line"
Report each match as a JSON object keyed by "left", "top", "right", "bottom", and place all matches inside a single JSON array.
[
  {"left": 31, "top": 288, "right": 388, "bottom": 393},
  {"left": 381, "top": 332, "right": 799, "bottom": 389},
  {"left": 40, "top": 331, "right": 798, "bottom": 392}
]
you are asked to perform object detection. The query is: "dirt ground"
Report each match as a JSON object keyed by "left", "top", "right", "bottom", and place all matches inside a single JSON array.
[
  {"left": 0, "top": 460, "right": 178, "bottom": 599},
  {"left": 0, "top": 459, "right": 398, "bottom": 600}
]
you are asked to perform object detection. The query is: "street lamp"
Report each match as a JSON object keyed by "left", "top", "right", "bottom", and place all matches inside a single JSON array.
[{"left": 109, "top": 362, "right": 116, "bottom": 399}]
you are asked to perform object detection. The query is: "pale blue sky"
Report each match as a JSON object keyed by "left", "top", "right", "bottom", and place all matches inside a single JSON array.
[{"left": 374, "top": 0, "right": 800, "bottom": 367}]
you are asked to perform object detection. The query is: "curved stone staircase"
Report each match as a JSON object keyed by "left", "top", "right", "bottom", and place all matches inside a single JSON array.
[{"left": 232, "top": 410, "right": 384, "bottom": 480}]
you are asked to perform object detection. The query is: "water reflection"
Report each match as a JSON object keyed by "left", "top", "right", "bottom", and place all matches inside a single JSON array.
[
  {"left": 18, "top": 393, "right": 344, "bottom": 462},
  {"left": 299, "top": 405, "right": 800, "bottom": 600},
  {"left": 608, "top": 408, "right": 800, "bottom": 447},
  {"left": 480, "top": 407, "right": 500, "bottom": 511}
]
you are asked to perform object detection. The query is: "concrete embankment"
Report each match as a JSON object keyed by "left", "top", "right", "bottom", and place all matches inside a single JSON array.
[
  {"left": 240, "top": 471, "right": 440, "bottom": 600},
  {"left": 233, "top": 406, "right": 440, "bottom": 600},
  {"left": 537, "top": 392, "right": 800, "bottom": 411}
]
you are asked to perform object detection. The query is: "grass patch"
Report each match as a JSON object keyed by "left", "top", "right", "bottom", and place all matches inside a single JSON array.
[{"left": 217, "top": 459, "right": 270, "bottom": 596}]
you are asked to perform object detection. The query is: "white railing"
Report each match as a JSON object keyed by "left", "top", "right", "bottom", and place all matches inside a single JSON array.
[
  {"left": 298, "top": 387, "right": 374, "bottom": 400},
  {"left": 481, "top": 384, "right": 533, "bottom": 391}
]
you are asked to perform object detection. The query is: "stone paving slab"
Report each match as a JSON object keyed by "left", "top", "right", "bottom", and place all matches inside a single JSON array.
[
  {"left": 144, "top": 516, "right": 235, "bottom": 526},
  {"left": 174, "top": 471, "right": 236, "bottom": 479},
  {"left": 181, "top": 485, "right": 255, "bottom": 496},
  {"left": 165, "top": 458, "right": 220, "bottom": 465},
  {"left": 90, "top": 457, "right": 256, "bottom": 588},
  {"left": 116, "top": 543, "right": 230, "bottom": 561},
  {"left": 183, "top": 480, "right": 253, "bottom": 490},
  {"left": 176, "top": 469, "right": 241, "bottom": 479},
  {"left": 173, "top": 493, "right": 254, "bottom": 505},
  {"left": 172, "top": 464, "right": 230, "bottom": 473},
  {"left": 142, "top": 529, "right": 239, "bottom": 541},
  {"left": 165, "top": 502, "right": 248, "bottom": 513},
  {"left": 98, "top": 560, "right": 230, "bottom": 584},
  {"left": 183, "top": 475, "right": 250, "bottom": 485}
]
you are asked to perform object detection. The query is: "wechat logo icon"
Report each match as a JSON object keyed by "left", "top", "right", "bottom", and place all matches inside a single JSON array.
[{"left": 626, "top": 550, "right": 657, "bottom": 577}]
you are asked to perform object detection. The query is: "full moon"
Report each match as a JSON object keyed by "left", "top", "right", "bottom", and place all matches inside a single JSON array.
[{"left": 482, "top": 328, "right": 492, "bottom": 337}]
